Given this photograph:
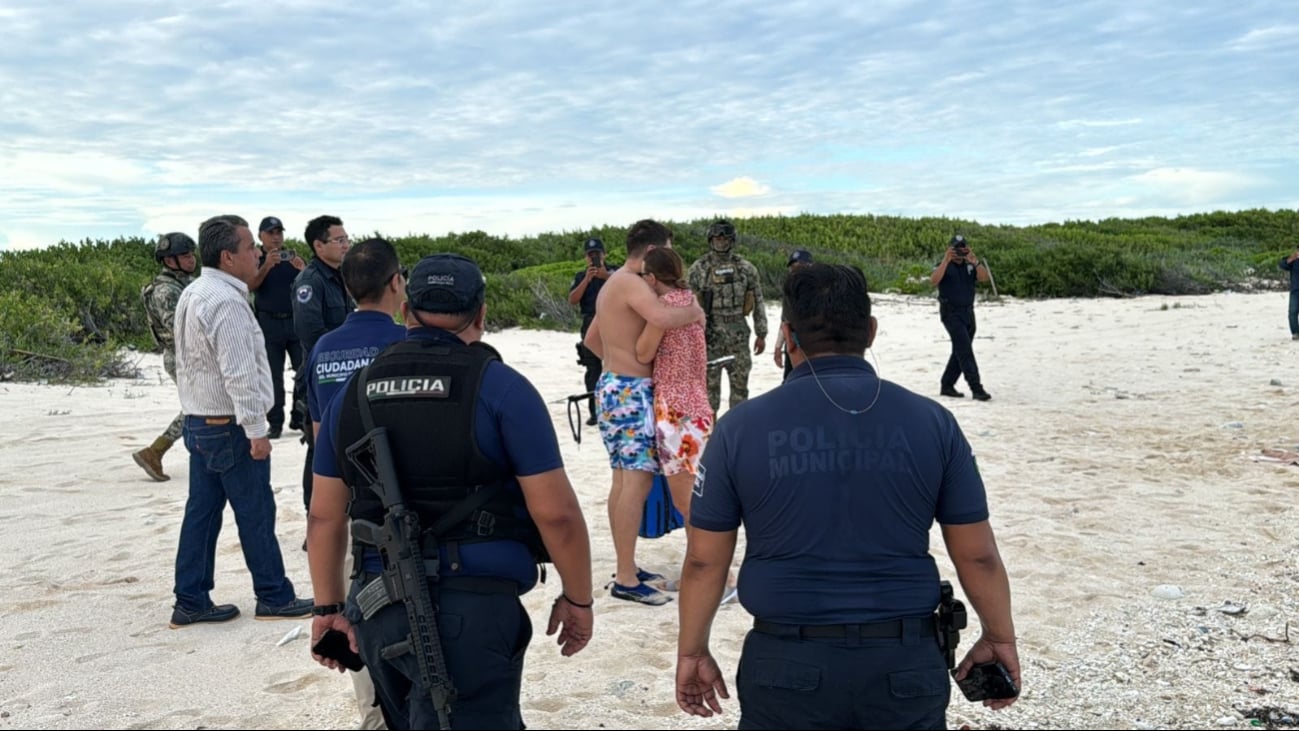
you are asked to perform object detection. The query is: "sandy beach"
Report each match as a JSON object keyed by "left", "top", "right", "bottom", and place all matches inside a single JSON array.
[{"left": 2, "top": 290, "right": 1298, "bottom": 730}]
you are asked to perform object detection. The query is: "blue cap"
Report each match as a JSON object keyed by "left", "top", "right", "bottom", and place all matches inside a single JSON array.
[
  {"left": 259, "top": 216, "right": 284, "bottom": 233},
  {"left": 787, "top": 249, "right": 813, "bottom": 266},
  {"left": 407, "top": 254, "right": 486, "bottom": 313}
]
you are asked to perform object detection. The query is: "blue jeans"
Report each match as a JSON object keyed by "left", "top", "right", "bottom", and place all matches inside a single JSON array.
[
  {"left": 174, "top": 417, "right": 296, "bottom": 611},
  {"left": 1288, "top": 291, "right": 1299, "bottom": 336}
]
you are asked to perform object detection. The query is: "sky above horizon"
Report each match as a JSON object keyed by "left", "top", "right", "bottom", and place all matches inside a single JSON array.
[{"left": 2, "top": 1, "right": 1297, "bottom": 251}]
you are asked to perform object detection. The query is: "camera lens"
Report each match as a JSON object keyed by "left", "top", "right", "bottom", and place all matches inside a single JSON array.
[{"left": 279, "top": 250, "right": 292, "bottom": 262}]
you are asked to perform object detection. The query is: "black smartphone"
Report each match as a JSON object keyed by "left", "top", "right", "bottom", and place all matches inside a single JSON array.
[
  {"left": 954, "top": 661, "right": 1018, "bottom": 701},
  {"left": 312, "top": 629, "right": 365, "bottom": 671}
]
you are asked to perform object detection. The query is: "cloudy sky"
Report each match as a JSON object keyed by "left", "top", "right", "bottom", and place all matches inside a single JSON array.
[{"left": 1, "top": 1, "right": 1296, "bottom": 250}]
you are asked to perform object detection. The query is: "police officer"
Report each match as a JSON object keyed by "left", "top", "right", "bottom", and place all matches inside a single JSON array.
[
  {"left": 771, "top": 248, "right": 814, "bottom": 381},
  {"left": 132, "top": 232, "right": 198, "bottom": 481},
  {"left": 293, "top": 215, "right": 355, "bottom": 517},
  {"left": 247, "top": 216, "right": 306, "bottom": 439},
  {"left": 687, "top": 219, "right": 767, "bottom": 413},
  {"left": 567, "top": 236, "right": 615, "bottom": 426},
  {"left": 308, "top": 253, "right": 594, "bottom": 730},
  {"left": 676, "top": 263, "right": 1019, "bottom": 729},
  {"left": 930, "top": 234, "right": 992, "bottom": 401}
]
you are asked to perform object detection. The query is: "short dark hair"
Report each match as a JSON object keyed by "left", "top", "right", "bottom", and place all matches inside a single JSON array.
[
  {"left": 625, "top": 219, "right": 673, "bottom": 257},
  {"left": 197, "top": 214, "right": 249, "bottom": 269},
  {"left": 782, "top": 263, "right": 872, "bottom": 357},
  {"left": 305, "top": 215, "right": 343, "bottom": 251},
  {"left": 340, "top": 238, "right": 400, "bottom": 304}
]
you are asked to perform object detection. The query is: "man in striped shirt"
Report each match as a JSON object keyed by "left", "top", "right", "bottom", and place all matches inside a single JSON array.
[{"left": 169, "top": 214, "right": 313, "bottom": 628}]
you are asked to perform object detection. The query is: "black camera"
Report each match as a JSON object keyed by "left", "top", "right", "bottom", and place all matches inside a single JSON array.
[{"left": 278, "top": 250, "right": 293, "bottom": 262}]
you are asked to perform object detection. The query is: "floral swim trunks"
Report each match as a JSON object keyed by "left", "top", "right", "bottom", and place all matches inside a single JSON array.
[
  {"left": 597, "top": 373, "right": 659, "bottom": 473},
  {"left": 654, "top": 402, "right": 713, "bottom": 477}
]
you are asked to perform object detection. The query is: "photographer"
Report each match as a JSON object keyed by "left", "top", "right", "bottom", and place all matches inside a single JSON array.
[
  {"left": 568, "top": 236, "right": 615, "bottom": 426},
  {"left": 248, "top": 216, "right": 306, "bottom": 439},
  {"left": 929, "top": 234, "right": 992, "bottom": 401}
]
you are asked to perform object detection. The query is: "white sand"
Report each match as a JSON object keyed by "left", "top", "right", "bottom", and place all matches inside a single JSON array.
[{"left": 2, "top": 291, "right": 1298, "bottom": 729}]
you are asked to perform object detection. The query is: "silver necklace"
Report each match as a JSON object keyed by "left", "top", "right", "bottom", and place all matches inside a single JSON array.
[{"left": 803, "top": 350, "right": 883, "bottom": 416}]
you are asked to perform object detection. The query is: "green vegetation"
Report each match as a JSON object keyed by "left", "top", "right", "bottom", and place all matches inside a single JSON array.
[{"left": 1, "top": 209, "right": 1295, "bottom": 382}]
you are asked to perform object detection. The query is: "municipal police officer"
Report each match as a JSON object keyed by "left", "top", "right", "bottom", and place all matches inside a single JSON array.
[
  {"left": 132, "top": 232, "right": 198, "bottom": 481},
  {"left": 247, "top": 216, "right": 306, "bottom": 440},
  {"left": 567, "top": 236, "right": 615, "bottom": 426},
  {"left": 686, "top": 220, "right": 767, "bottom": 412},
  {"left": 930, "top": 234, "right": 992, "bottom": 401},
  {"left": 771, "top": 248, "right": 814, "bottom": 381},
  {"left": 293, "top": 215, "right": 355, "bottom": 516},
  {"left": 308, "top": 253, "right": 594, "bottom": 730},
  {"left": 676, "top": 263, "right": 1020, "bottom": 729}
]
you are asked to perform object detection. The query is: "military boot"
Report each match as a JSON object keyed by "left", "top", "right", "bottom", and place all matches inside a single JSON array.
[{"left": 132, "top": 436, "right": 174, "bottom": 482}]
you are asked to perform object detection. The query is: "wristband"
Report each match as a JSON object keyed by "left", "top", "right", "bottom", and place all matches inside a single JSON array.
[
  {"left": 558, "top": 594, "right": 593, "bottom": 609},
  {"left": 312, "top": 602, "right": 346, "bottom": 616}
]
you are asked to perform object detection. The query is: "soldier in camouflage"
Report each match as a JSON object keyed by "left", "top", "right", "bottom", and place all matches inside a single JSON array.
[
  {"left": 687, "top": 220, "right": 767, "bottom": 412},
  {"left": 132, "top": 232, "right": 199, "bottom": 481}
]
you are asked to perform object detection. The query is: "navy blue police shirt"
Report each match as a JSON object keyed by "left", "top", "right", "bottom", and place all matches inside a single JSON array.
[
  {"left": 690, "top": 355, "right": 989, "bottom": 625},
  {"left": 313, "top": 327, "right": 564, "bottom": 592},
  {"left": 306, "top": 310, "right": 407, "bottom": 423},
  {"left": 936, "top": 259, "right": 979, "bottom": 307},
  {"left": 569, "top": 266, "right": 617, "bottom": 318},
  {"left": 1279, "top": 256, "right": 1299, "bottom": 292},
  {"left": 253, "top": 251, "right": 300, "bottom": 314}
]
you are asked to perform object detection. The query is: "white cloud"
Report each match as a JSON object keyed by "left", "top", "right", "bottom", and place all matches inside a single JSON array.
[
  {"left": 1129, "top": 167, "right": 1259, "bottom": 204},
  {"left": 1227, "top": 24, "right": 1299, "bottom": 51},
  {"left": 710, "top": 177, "right": 772, "bottom": 199}
]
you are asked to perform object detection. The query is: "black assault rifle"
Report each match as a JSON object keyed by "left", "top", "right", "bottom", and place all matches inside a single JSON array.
[{"left": 347, "top": 427, "right": 455, "bottom": 730}]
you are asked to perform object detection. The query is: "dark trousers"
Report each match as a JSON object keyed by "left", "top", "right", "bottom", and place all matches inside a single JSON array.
[
  {"left": 349, "top": 577, "right": 531, "bottom": 730},
  {"left": 939, "top": 305, "right": 982, "bottom": 391},
  {"left": 174, "top": 417, "right": 295, "bottom": 611},
  {"left": 301, "top": 421, "right": 315, "bottom": 515},
  {"left": 578, "top": 316, "right": 600, "bottom": 417},
  {"left": 1288, "top": 291, "right": 1299, "bottom": 335},
  {"left": 737, "top": 625, "right": 949, "bottom": 730},
  {"left": 257, "top": 312, "right": 302, "bottom": 429}
]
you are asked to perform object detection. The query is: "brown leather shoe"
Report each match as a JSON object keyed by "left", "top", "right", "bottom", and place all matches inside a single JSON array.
[{"left": 132, "top": 447, "right": 169, "bottom": 481}]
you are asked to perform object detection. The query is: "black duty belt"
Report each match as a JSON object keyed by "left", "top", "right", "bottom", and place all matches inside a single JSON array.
[
  {"left": 753, "top": 616, "right": 936, "bottom": 639},
  {"left": 256, "top": 311, "right": 294, "bottom": 320}
]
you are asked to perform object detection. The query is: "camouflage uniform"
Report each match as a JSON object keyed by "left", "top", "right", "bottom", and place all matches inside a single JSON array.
[
  {"left": 142, "top": 268, "right": 196, "bottom": 443},
  {"left": 687, "top": 251, "right": 767, "bottom": 412}
]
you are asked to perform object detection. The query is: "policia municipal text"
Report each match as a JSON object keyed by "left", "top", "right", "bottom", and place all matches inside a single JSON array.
[{"left": 309, "top": 253, "right": 594, "bottom": 730}]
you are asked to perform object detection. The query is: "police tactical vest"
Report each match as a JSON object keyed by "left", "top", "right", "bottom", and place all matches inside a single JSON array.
[{"left": 338, "top": 337, "right": 550, "bottom": 562}]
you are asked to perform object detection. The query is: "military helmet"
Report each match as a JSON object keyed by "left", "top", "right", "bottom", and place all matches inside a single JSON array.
[
  {"left": 155, "top": 232, "right": 196, "bottom": 262},
  {"left": 707, "top": 219, "right": 737, "bottom": 242}
]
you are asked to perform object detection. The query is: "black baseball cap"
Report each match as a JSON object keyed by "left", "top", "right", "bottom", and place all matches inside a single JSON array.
[
  {"left": 584, "top": 237, "right": 605, "bottom": 253},
  {"left": 406, "top": 254, "right": 487, "bottom": 314},
  {"left": 950, "top": 235, "right": 968, "bottom": 248},
  {"left": 259, "top": 216, "right": 285, "bottom": 233},
  {"left": 787, "top": 249, "right": 814, "bottom": 266}
]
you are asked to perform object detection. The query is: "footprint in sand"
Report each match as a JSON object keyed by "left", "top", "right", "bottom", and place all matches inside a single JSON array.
[{"left": 264, "top": 672, "right": 328, "bottom": 694}]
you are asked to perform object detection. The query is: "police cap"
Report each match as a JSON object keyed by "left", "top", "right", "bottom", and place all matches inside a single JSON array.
[{"left": 406, "top": 253, "right": 487, "bottom": 314}]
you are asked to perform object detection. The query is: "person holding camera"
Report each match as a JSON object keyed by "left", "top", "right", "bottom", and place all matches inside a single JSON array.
[
  {"left": 930, "top": 234, "right": 992, "bottom": 401},
  {"left": 568, "top": 236, "right": 615, "bottom": 426},
  {"left": 1279, "top": 247, "right": 1299, "bottom": 340},
  {"left": 249, "top": 216, "right": 306, "bottom": 439},
  {"left": 675, "top": 263, "right": 1019, "bottom": 729}
]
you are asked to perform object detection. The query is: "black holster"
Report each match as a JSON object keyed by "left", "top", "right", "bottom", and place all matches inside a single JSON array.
[{"left": 936, "top": 580, "right": 967, "bottom": 669}]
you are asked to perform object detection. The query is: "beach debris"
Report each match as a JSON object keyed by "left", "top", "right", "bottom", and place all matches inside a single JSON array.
[
  {"left": 608, "top": 679, "right": 636, "bottom": 698},
  {"left": 1255, "top": 449, "right": 1299, "bottom": 466},
  {"left": 275, "top": 625, "right": 304, "bottom": 647},
  {"left": 1216, "top": 716, "right": 1237, "bottom": 726},
  {"left": 1270, "top": 379, "right": 1284, "bottom": 387},
  {"left": 1222, "top": 421, "right": 1245, "bottom": 429},
  {"left": 1152, "top": 584, "right": 1185, "bottom": 600},
  {"left": 1217, "top": 601, "right": 1249, "bottom": 616}
]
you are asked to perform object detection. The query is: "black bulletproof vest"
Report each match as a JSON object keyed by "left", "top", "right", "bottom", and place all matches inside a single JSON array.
[{"left": 335, "top": 337, "right": 547, "bottom": 560}]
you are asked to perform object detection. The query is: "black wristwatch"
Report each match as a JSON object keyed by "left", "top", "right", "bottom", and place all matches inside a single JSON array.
[{"left": 312, "top": 602, "right": 345, "bottom": 616}]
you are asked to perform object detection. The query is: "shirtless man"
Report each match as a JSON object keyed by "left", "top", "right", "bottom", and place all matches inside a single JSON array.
[{"left": 583, "top": 219, "right": 705, "bottom": 604}]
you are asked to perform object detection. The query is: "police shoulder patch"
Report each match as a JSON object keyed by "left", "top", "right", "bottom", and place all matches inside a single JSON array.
[
  {"left": 296, "top": 285, "right": 314, "bottom": 303},
  {"left": 691, "top": 464, "right": 706, "bottom": 498}
]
